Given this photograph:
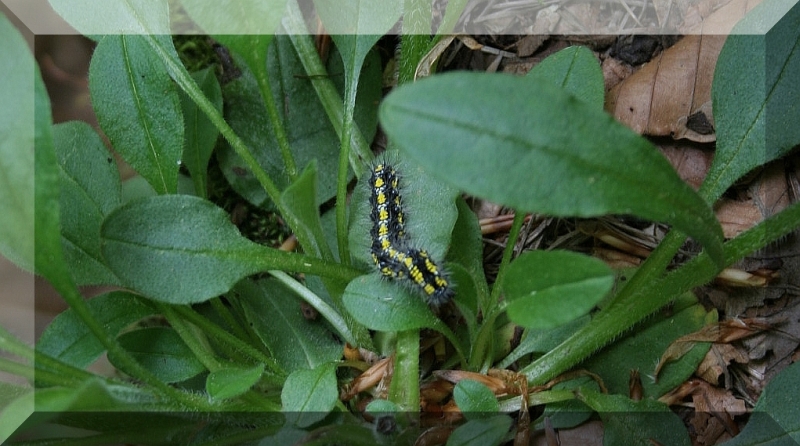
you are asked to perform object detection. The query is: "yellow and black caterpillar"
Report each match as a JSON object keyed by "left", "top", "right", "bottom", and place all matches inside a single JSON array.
[{"left": 368, "top": 162, "right": 453, "bottom": 306}]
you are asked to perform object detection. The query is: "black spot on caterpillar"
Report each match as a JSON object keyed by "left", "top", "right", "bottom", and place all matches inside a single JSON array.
[{"left": 368, "top": 162, "right": 454, "bottom": 306}]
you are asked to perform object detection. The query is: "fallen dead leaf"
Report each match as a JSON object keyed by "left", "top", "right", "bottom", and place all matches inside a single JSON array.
[{"left": 605, "top": 0, "right": 764, "bottom": 142}]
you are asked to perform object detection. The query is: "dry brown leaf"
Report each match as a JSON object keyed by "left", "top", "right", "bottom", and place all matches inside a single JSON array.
[
  {"left": 605, "top": 0, "right": 763, "bottom": 142},
  {"left": 696, "top": 343, "right": 749, "bottom": 383},
  {"left": 689, "top": 380, "right": 746, "bottom": 444},
  {"left": 655, "top": 318, "right": 771, "bottom": 378}
]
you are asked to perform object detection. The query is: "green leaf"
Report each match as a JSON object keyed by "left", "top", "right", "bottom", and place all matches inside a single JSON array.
[
  {"left": 37, "top": 291, "right": 155, "bottom": 369},
  {"left": 206, "top": 364, "right": 265, "bottom": 400},
  {"left": 48, "top": 0, "right": 171, "bottom": 35},
  {"left": 281, "top": 363, "right": 338, "bottom": 428},
  {"left": 179, "top": 67, "right": 222, "bottom": 198},
  {"left": 0, "top": 14, "right": 35, "bottom": 272},
  {"left": 218, "top": 37, "right": 381, "bottom": 206},
  {"left": 342, "top": 274, "right": 443, "bottom": 332},
  {"left": 100, "top": 195, "right": 264, "bottom": 303},
  {"left": 313, "top": 0, "right": 402, "bottom": 36},
  {"left": 0, "top": 388, "right": 31, "bottom": 444},
  {"left": 579, "top": 390, "right": 691, "bottom": 446},
  {"left": 452, "top": 380, "right": 499, "bottom": 418},
  {"left": 582, "top": 292, "right": 712, "bottom": 398},
  {"left": 496, "top": 315, "right": 589, "bottom": 370},
  {"left": 503, "top": 250, "right": 614, "bottom": 329},
  {"left": 527, "top": 45, "right": 605, "bottom": 109},
  {"left": 281, "top": 161, "right": 330, "bottom": 259},
  {"left": 54, "top": 121, "right": 122, "bottom": 285},
  {"left": 110, "top": 326, "right": 206, "bottom": 383},
  {"left": 237, "top": 278, "right": 342, "bottom": 372},
  {"left": 89, "top": 35, "right": 184, "bottom": 194},
  {"left": 703, "top": 0, "right": 800, "bottom": 203},
  {"left": 179, "top": 0, "right": 286, "bottom": 34},
  {"left": 449, "top": 197, "right": 489, "bottom": 316},
  {"left": 380, "top": 72, "right": 724, "bottom": 266},
  {"left": 446, "top": 415, "right": 512, "bottom": 446},
  {"left": 720, "top": 360, "right": 800, "bottom": 445}
]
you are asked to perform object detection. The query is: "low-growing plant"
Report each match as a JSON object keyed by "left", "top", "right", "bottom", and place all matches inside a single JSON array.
[{"left": 1, "top": 0, "right": 799, "bottom": 444}]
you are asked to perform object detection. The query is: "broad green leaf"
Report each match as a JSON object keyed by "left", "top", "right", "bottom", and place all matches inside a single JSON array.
[
  {"left": 503, "top": 250, "right": 614, "bottom": 329},
  {"left": 579, "top": 390, "right": 691, "bottom": 446},
  {"left": 110, "top": 327, "right": 206, "bottom": 383},
  {"left": 452, "top": 380, "right": 499, "bottom": 418},
  {"left": 101, "top": 195, "right": 263, "bottom": 303},
  {"left": 37, "top": 291, "right": 155, "bottom": 369},
  {"left": 582, "top": 292, "right": 713, "bottom": 398},
  {"left": 721, "top": 360, "right": 800, "bottom": 445},
  {"left": 237, "top": 278, "right": 341, "bottom": 372},
  {"left": 380, "top": 72, "right": 724, "bottom": 265},
  {"left": 54, "top": 121, "right": 122, "bottom": 285},
  {"left": 0, "top": 15, "right": 35, "bottom": 271},
  {"left": 206, "top": 364, "right": 265, "bottom": 400},
  {"left": 281, "top": 363, "right": 338, "bottom": 428},
  {"left": 179, "top": 67, "right": 222, "bottom": 198},
  {"left": 89, "top": 35, "right": 183, "bottom": 195},
  {"left": 446, "top": 415, "right": 512, "bottom": 446},
  {"left": 342, "top": 275, "right": 443, "bottom": 332},
  {"left": 179, "top": 0, "right": 287, "bottom": 34},
  {"left": 281, "top": 161, "right": 331, "bottom": 260},
  {"left": 218, "top": 37, "right": 381, "bottom": 207},
  {"left": 101, "top": 195, "right": 358, "bottom": 304},
  {"left": 704, "top": 0, "right": 800, "bottom": 203},
  {"left": 527, "top": 45, "right": 605, "bottom": 109},
  {"left": 48, "top": 0, "right": 170, "bottom": 35}
]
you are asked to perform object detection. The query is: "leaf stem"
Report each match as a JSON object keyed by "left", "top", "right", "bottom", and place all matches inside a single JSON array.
[
  {"left": 389, "top": 330, "right": 420, "bottom": 413},
  {"left": 270, "top": 270, "right": 356, "bottom": 346}
]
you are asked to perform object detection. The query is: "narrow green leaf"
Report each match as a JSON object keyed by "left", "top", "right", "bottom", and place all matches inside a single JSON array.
[
  {"left": 496, "top": 316, "right": 589, "bottom": 370},
  {"left": 720, "top": 360, "right": 800, "bottom": 445},
  {"left": 218, "top": 37, "right": 381, "bottom": 206},
  {"left": 0, "top": 15, "right": 35, "bottom": 271},
  {"left": 48, "top": 0, "right": 171, "bottom": 34},
  {"left": 54, "top": 122, "right": 122, "bottom": 285},
  {"left": 452, "top": 380, "right": 499, "bottom": 418},
  {"left": 579, "top": 390, "right": 691, "bottom": 446},
  {"left": 380, "top": 72, "right": 724, "bottom": 265},
  {"left": 704, "top": 0, "right": 800, "bottom": 202},
  {"left": 179, "top": 67, "right": 222, "bottom": 197},
  {"left": 100, "top": 195, "right": 263, "bottom": 303},
  {"left": 281, "top": 363, "right": 338, "bottom": 428},
  {"left": 446, "top": 415, "right": 512, "bottom": 446},
  {"left": 37, "top": 291, "right": 155, "bottom": 369},
  {"left": 206, "top": 364, "right": 265, "bottom": 400},
  {"left": 503, "top": 250, "right": 614, "bottom": 330},
  {"left": 281, "top": 161, "right": 330, "bottom": 259},
  {"left": 110, "top": 327, "right": 206, "bottom": 383},
  {"left": 313, "top": 0, "right": 402, "bottom": 36},
  {"left": 179, "top": 0, "right": 287, "bottom": 34},
  {"left": 449, "top": 197, "right": 489, "bottom": 316},
  {"left": 237, "top": 278, "right": 341, "bottom": 372},
  {"left": 89, "top": 35, "right": 184, "bottom": 194},
  {"left": 527, "top": 45, "right": 605, "bottom": 109}
]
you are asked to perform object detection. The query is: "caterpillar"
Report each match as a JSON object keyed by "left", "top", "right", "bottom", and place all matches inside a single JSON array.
[{"left": 368, "top": 162, "right": 454, "bottom": 306}]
